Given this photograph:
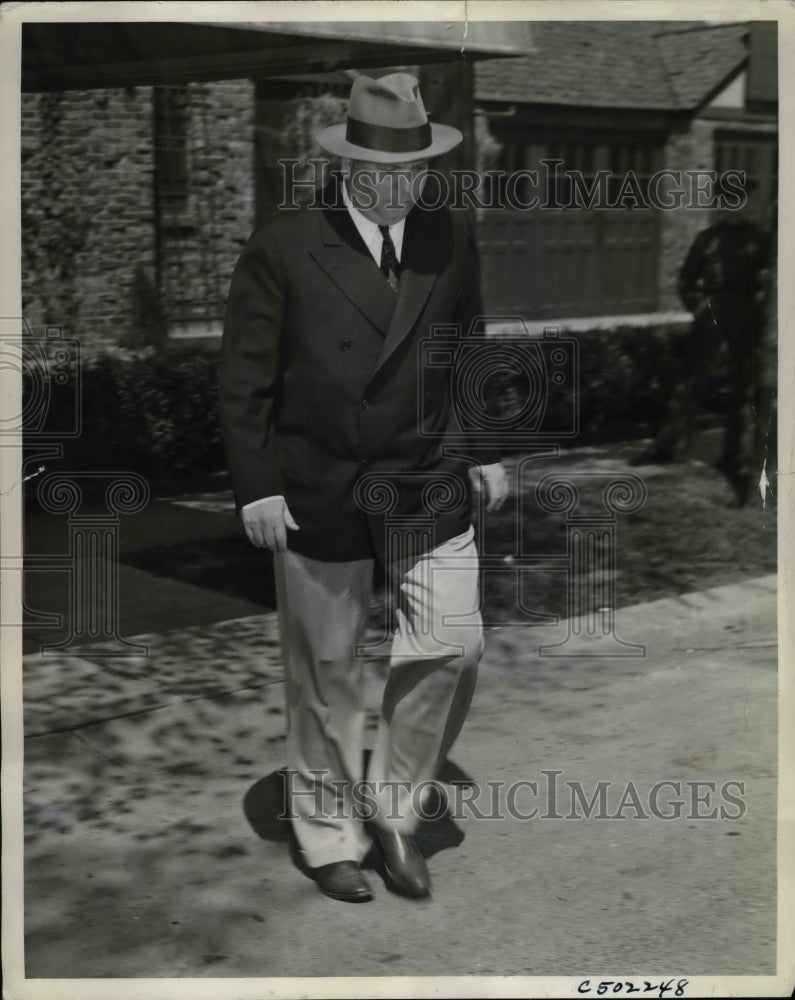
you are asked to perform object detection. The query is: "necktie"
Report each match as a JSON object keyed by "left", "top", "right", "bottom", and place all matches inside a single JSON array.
[{"left": 379, "top": 224, "right": 400, "bottom": 293}]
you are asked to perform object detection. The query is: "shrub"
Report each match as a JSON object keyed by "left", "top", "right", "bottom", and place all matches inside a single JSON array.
[
  {"left": 494, "top": 319, "right": 730, "bottom": 451},
  {"left": 22, "top": 319, "right": 733, "bottom": 492},
  {"left": 23, "top": 346, "right": 225, "bottom": 488}
]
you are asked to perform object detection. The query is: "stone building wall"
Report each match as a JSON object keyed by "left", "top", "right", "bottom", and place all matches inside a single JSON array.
[
  {"left": 21, "top": 78, "right": 774, "bottom": 345},
  {"left": 21, "top": 87, "right": 156, "bottom": 348},
  {"left": 21, "top": 79, "right": 256, "bottom": 349},
  {"left": 657, "top": 117, "right": 718, "bottom": 312},
  {"left": 158, "top": 79, "right": 255, "bottom": 337}
]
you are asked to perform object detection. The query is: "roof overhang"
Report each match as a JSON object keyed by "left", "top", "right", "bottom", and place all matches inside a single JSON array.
[{"left": 22, "top": 20, "right": 533, "bottom": 92}]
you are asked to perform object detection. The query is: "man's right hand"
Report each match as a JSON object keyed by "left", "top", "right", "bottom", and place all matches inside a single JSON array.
[{"left": 241, "top": 496, "right": 299, "bottom": 552}]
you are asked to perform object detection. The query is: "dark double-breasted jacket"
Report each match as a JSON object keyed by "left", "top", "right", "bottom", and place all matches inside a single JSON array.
[{"left": 219, "top": 179, "right": 498, "bottom": 563}]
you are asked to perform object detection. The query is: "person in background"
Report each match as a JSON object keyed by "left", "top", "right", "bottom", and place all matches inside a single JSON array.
[{"left": 631, "top": 177, "right": 771, "bottom": 506}]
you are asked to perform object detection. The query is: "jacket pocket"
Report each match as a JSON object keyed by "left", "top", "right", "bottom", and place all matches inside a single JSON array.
[{"left": 276, "top": 433, "right": 328, "bottom": 486}]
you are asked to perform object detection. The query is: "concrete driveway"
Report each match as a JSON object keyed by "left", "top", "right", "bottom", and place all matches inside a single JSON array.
[{"left": 18, "top": 571, "right": 777, "bottom": 987}]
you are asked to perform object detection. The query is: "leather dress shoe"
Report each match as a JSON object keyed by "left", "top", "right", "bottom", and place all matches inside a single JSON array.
[
  {"left": 311, "top": 861, "right": 373, "bottom": 903},
  {"left": 370, "top": 826, "right": 431, "bottom": 899}
]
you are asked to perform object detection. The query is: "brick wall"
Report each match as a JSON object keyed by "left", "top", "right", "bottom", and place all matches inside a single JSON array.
[
  {"left": 21, "top": 87, "right": 156, "bottom": 348},
  {"left": 21, "top": 80, "right": 256, "bottom": 349},
  {"left": 22, "top": 82, "right": 769, "bottom": 344},
  {"left": 158, "top": 79, "right": 255, "bottom": 336}
]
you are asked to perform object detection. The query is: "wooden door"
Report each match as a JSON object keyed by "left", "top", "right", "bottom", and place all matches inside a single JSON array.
[{"left": 477, "top": 136, "right": 662, "bottom": 320}]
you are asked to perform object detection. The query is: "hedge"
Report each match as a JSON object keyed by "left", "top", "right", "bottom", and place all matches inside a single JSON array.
[
  {"left": 22, "top": 320, "right": 729, "bottom": 487},
  {"left": 489, "top": 319, "right": 730, "bottom": 452},
  {"left": 23, "top": 346, "right": 225, "bottom": 488}
]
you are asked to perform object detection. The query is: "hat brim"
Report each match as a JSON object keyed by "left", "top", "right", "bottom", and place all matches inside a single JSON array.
[{"left": 314, "top": 121, "right": 463, "bottom": 163}]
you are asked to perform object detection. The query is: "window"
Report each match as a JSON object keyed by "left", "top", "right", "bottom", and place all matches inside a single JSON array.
[
  {"left": 153, "top": 85, "right": 190, "bottom": 216},
  {"left": 715, "top": 131, "right": 778, "bottom": 229}
]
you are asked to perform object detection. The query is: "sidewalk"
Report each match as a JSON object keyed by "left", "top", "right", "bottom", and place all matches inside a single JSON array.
[
  {"left": 22, "top": 568, "right": 777, "bottom": 979},
  {"left": 17, "top": 431, "right": 778, "bottom": 981}
]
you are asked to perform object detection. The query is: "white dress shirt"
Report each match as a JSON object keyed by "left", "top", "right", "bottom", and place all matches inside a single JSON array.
[
  {"left": 340, "top": 178, "right": 405, "bottom": 265},
  {"left": 242, "top": 184, "right": 404, "bottom": 514}
]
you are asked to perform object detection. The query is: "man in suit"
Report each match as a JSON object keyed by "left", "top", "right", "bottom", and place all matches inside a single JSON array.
[{"left": 220, "top": 73, "right": 508, "bottom": 903}]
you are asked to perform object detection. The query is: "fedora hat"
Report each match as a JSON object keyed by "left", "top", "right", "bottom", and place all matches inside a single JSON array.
[{"left": 314, "top": 72, "right": 463, "bottom": 163}]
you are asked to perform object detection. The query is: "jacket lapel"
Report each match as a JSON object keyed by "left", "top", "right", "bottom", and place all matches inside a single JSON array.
[
  {"left": 309, "top": 194, "right": 396, "bottom": 337},
  {"left": 371, "top": 206, "right": 448, "bottom": 377},
  {"left": 308, "top": 180, "right": 453, "bottom": 372}
]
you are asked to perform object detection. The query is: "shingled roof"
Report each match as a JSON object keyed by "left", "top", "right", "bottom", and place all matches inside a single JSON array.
[{"left": 475, "top": 21, "right": 749, "bottom": 111}]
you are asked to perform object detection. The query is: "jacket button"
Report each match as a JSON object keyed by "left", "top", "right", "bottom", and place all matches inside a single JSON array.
[
  {"left": 361, "top": 399, "right": 371, "bottom": 410},
  {"left": 340, "top": 338, "right": 352, "bottom": 351}
]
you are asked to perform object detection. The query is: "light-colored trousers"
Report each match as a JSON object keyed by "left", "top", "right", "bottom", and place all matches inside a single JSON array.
[{"left": 273, "top": 526, "right": 483, "bottom": 869}]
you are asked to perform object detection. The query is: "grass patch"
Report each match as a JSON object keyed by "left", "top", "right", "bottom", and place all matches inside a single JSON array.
[
  {"left": 478, "top": 455, "right": 775, "bottom": 625},
  {"left": 121, "top": 452, "right": 776, "bottom": 629}
]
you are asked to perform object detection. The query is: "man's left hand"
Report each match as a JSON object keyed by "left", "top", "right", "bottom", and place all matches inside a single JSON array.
[{"left": 469, "top": 462, "right": 509, "bottom": 513}]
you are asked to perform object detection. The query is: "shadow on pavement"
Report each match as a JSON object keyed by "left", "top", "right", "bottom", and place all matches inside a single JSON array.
[
  {"left": 121, "top": 535, "right": 278, "bottom": 610},
  {"left": 243, "top": 758, "right": 474, "bottom": 868}
]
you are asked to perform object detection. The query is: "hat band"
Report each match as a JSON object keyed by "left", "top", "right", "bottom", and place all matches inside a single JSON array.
[{"left": 346, "top": 116, "right": 432, "bottom": 155}]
